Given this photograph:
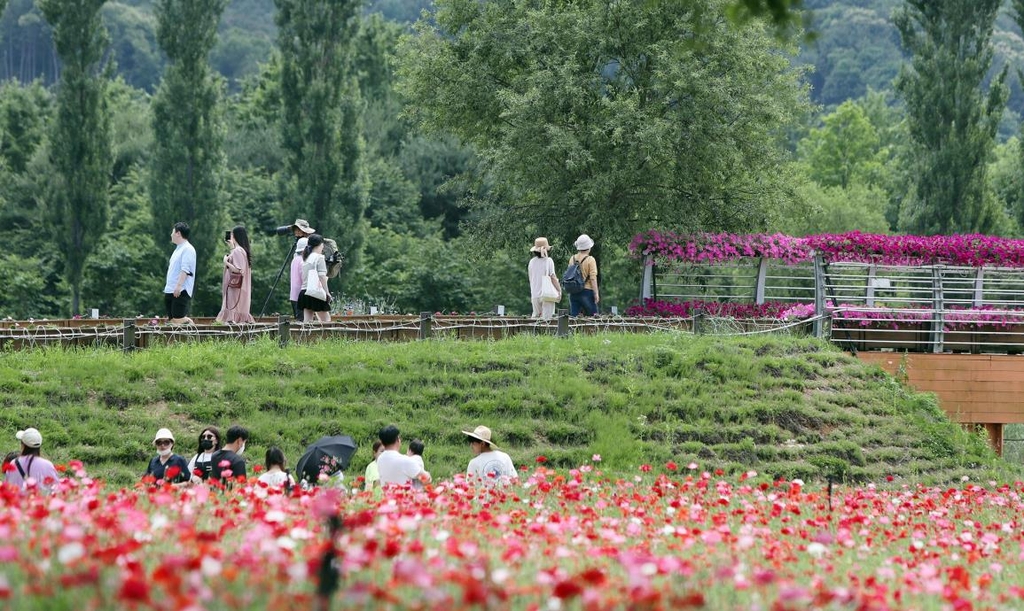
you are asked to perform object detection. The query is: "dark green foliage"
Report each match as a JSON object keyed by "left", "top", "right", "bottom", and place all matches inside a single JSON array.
[
  {"left": 1, "top": 334, "right": 1015, "bottom": 487},
  {"left": 39, "top": 0, "right": 113, "bottom": 316},
  {"left": 894, "top": 0, "right": 1010, "bottom": 235},
  {"left": 398, "top": 0, "right": 810, "bottom": 248},
  {"left": 275, "top": 0, "right": 366, "bottom": 282},
  {"left": 149, "top": 0, "right": 228, "bottom": 316}
]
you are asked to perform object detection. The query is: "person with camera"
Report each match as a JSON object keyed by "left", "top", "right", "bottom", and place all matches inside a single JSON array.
[
  {"left": 163, "top": 222, "right": 196, "bottom": 325},
  {"left": 298, "top": 234, "right": 332, "bottom": 323},
  {"left": 216, "top": 226, "right": 255, "bottom": 324},
  {"left": 287, "top": 220, "right": 316, "bottom": 320}
]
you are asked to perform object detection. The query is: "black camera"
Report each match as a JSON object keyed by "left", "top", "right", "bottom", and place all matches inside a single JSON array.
[
  {"left": 273, "top": 225, "right": 293, "bottom": 236},
  {"left": 224, "top": 230, "right": 232, "bottom": 243}
]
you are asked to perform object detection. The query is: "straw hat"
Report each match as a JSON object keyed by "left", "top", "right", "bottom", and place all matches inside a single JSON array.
[
  {"left": 462, "top": 425, "right": 499, "bottom": 449},
  {"left": 530, "top": 237, "right": 552, "bottom": 253}
]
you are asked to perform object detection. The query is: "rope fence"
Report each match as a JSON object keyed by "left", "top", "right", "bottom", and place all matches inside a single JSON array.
[{"left": 0, "top": 311, "right": 825, "bottom": 354}]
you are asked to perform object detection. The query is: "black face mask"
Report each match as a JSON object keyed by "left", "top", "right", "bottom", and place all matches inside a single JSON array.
[{"left": 200, "top": 439, "right": 214, "bottom": 451}]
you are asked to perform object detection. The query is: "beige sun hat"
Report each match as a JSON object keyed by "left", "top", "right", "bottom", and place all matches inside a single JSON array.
[
  {"left": 153, "top": 428, "right": 175, "bottom": 444},
  {"left": 462, "top": 425, "right": 499, "bottom": 449},
  {"left": 530, "top": 237, "right": 552, "bottom": 253},
  {"left": 291, "top": 219, "right": 316, "bottom": 234}
]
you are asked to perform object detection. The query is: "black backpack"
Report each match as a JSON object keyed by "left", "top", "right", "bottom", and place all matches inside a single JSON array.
[{"left": 561, "top": 255, "right": 590, "bottom": 294}]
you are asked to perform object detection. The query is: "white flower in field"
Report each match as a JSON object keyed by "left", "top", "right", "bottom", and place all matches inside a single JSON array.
[
  {"left": 434, "top": 530, "right": 450, "bottom": 542},
  {"left": 791, "top": 479, "right": 805, "bottom": 487},
  {"left": 961, "top": 475, "right": 970, "bottom": 482},
  {"left": 546, "top": 597, "right": 563, "bottom": 611},
  {"left": 276, "top": 536, "right": 296, "bottom": 550},
  {"left": 806, "top": 542, "right": 828, "bottom": 558},
  {"left": 491, "top": 568, "right": 510, "bottom": 584},
  {"left": 57, "top": 542, "right": 85, "bottom": 564},
  {"left": 201, "top": 556, "right": 222, "bottom": 577},
  {"left": 264, "top": 510, "right": 286, "bottom": 523}
]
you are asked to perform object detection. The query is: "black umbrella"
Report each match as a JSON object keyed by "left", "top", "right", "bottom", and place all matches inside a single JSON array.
[{"left": 295, "top": 435, "right": 358, "bottom": 482}]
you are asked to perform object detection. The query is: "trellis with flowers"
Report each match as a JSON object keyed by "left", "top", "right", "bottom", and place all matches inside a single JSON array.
[{"left": 628, "top": 230, "right": 1024, "bottom": 353}]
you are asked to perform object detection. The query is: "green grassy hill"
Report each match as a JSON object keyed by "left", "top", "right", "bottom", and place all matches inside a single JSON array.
[{"left": 0, "top": 333, "right": 1016, "bottom": 485}]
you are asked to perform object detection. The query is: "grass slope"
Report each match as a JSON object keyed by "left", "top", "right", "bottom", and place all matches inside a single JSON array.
[{"left": 0, "top": 333, "right": 1016, "bottom": 485}]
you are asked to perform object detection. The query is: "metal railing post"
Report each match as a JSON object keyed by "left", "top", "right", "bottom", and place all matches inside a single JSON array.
[
  {"left": 640, "top": 255, "right": 655, "bottom": 302},
  {"left": 813, "top": 254, "right": 825, "bottom": 339},
  {"left": 932, "top": 266, "right": 944, "bottom": 353},
  {"left": 754, "top": 257, "right": 768, "bottom": 305}
]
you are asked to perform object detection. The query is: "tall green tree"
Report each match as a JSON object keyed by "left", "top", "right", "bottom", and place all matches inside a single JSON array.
[
  {"left": 398, "top": 0, "right": 809, "bottom": 248},
  {"left": 150, "top": 0, "right": 227, "bottom": 315},
  {"left": 39, "top": 0, "right": 112, "bottom": 316},
  {"left": 275, "top": 0, "right": 366, "bottom": 279},
  {"left": 894, "top": 0, "right": 1009, "bottom": 235},
  {"left": 1010, "top": 1, "right": 1024, "bottom": 230}
]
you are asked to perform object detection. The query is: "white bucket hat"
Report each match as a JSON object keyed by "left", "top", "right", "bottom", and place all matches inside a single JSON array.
[
  {"left": 574, "top": 234, "right": 594, "bottom": 251},
  {"left": 16, "top": 428, "right": 42, "bottom": 449}
]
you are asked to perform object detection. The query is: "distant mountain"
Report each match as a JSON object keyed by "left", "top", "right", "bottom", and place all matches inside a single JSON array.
[{"left": 799, "top": 0, "right": 1024, "bottom": 127}]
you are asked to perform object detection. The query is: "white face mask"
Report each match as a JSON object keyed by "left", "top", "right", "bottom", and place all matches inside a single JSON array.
[
  {"left": 158, "top": 448, "right": 172, "bottom": 458},
  {"left": 237, "top": 444, "right": 246, "bottom": 457}
]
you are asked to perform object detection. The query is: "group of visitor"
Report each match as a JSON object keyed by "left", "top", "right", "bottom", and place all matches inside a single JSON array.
[
  {"left": 528, "top": 233, "right": 600, "bottom": 319},
  {"left": 4, "top": 421, "right": 518, "bottom": 493},
  {"left": 162, "top": 218, "right": 333, "bottom": 326}
]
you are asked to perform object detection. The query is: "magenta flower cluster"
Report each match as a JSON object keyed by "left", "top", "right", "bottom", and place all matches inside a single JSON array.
[
  {"left": 625, "top": 299, "right": 796, "bottom": 318},
  {"left": 630, "top": 299, "right": 1024, "bottom": 331},
  {"left": 630, "top": 230, "right": 1024, "bottom": 268}
]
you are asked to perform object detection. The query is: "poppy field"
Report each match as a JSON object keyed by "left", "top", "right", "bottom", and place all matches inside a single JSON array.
[{"left": 2, "top": 461, "right": 1024, "bottom": 611}]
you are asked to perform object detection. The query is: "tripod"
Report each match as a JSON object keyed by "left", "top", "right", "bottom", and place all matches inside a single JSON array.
[{"left": 259, "top": 239, "right": 299, "bottom": 318}]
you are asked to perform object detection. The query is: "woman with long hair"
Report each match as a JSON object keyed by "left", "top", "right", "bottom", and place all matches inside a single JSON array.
[
  {"left": 297, "top": 233, "right": 331, "bottom": 323},
  {"left": 185, "top": 426, "right": 222, "bottom": 486},
  {"left": 217, "top": 225, "right": 255, "bottom": 323}
]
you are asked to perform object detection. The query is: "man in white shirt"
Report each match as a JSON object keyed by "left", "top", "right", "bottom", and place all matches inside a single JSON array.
[
  {"left": 376, "top": 425, "right": 430, "bottom": 487},
  {"left": 463, "top": 425, "right": 517, "bottom": 484}
]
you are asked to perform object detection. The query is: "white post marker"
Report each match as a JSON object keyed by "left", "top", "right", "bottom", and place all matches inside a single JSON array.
[
  {"left": 611, "top": 306, "right": 618, "bottom": 316},
  {"left": 91, "top": 308, "right": 99, "bottom": 319},
  {"left": 369, "top": 306, "right": 378, "bottom": 315},
  {"left": 497, "top": 305, "right": 505, "bottom": 316}
]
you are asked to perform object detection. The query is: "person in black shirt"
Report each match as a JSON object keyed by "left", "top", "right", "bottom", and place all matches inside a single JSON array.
[
  {"left": 210, "top": 425, "right": 249, "bottom": 484},
  {"left": 144, "top": 428, "right": 189, "bottom": 484}
]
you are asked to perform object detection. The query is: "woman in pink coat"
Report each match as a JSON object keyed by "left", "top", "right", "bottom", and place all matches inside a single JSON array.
[{"left": 217, "top": 226, "right": 255, "bottom": 323}]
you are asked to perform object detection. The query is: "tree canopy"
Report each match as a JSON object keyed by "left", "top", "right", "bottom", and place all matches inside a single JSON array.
[{"left": 398, "top": 0, "right": 811, "bottom": 248}]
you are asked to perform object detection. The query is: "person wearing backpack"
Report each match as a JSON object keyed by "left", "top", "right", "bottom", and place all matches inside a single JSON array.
[{"left": 565, "top": 234, "right": 599, "bottom": 316}]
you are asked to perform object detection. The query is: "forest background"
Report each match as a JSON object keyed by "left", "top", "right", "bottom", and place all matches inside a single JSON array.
[{"left": 1, "top": 0, "right": 1023, "bottom": 320}]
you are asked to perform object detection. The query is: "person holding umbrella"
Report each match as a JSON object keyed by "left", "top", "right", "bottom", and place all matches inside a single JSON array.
[{"left": 295, "top": 434, "right": 358, "bottom": 487}]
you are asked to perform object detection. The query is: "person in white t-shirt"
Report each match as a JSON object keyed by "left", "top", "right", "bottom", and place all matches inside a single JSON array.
[
  {"left": 375, "top": 425, "right": 430, "bottom": 488},
  {"left": 257, "top": 446, "right": 295, "bottom": 491},
  {"left": 463, "top": 425, "right": 517, "bottom": 485}
]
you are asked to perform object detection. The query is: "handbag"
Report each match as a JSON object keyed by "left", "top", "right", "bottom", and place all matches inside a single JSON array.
[
  {"left": 305, "top": 257, "right": 327, "bottom": 301},
  {"left": 227, "top": 272, "right": 243, "bottom": 289},
  {"left": 539, "top": 277, "right": 560, "bottom": 303}
]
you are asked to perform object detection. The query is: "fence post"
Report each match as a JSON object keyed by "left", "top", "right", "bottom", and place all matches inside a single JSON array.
[
  {"left": 865, "top": 264, "right": 877, "bottom": 307},
  {"left": 754, "top": 258, "right": 768, "bottom": 305},
  {"left": 122, "top": 319, "right": 136, "bottom": 353},
  {"left": 973, "top": 268, "right": 985, "bottom": 308},
  {"left": 419, "top": 312, "right": 433, "bottom": 340},
  {"left": 278, "top": 314, "right": 290, "bottom": 348},
  {"left": 556, "top": 309, "right": 569, "bottom": 337},
  {"left": 932, "top": 266, "right": 944, "bottom": 353},
  {"left": 640, "top": 255, "right": 655, "bottom": 302},
  {"left": 812, "top": 253, "right": 825, "bottom": 339},
  {"left": 693, "top": 309, "right": 705, "bottom": 335}
]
